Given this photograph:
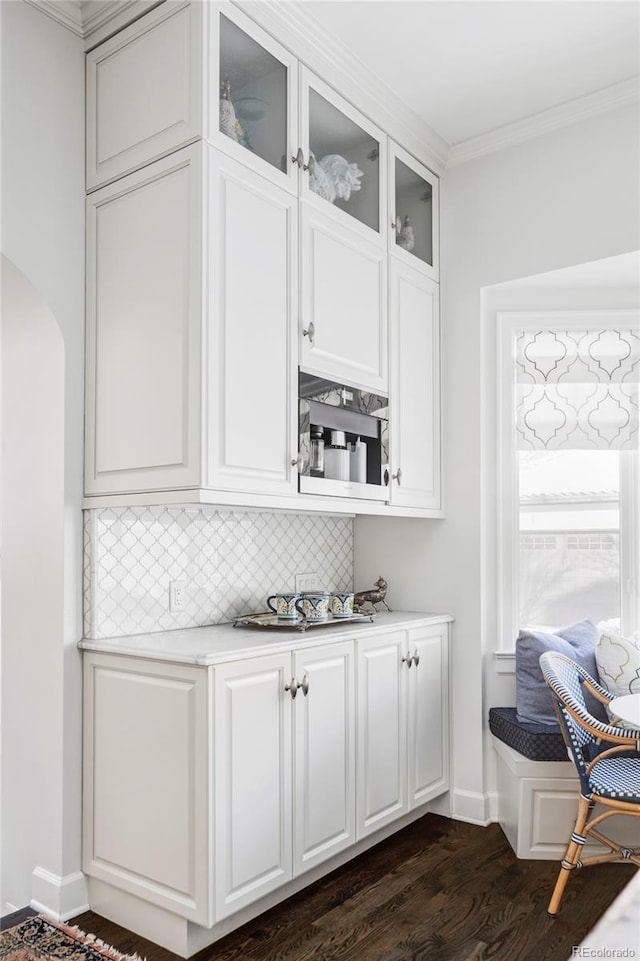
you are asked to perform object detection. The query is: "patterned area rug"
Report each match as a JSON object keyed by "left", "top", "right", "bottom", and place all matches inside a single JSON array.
[{"left": 0, "top": 916, "right": 144, "bottom": 961}]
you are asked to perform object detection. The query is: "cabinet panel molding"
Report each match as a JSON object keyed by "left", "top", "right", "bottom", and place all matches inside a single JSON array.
[
  {"left": 85, "top": 147, "right": 203, "bottom": 494},
  {"left": 86, "top": 1, "right": 203, "bottom": 190}
]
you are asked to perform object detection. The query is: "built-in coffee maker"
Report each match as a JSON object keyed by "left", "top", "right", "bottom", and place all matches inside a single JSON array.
[{"left": 298, "top": 372, "right": 389, "bottom": 501}]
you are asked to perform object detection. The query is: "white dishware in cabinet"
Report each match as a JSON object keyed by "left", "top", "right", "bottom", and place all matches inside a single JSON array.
[
  {"left": 356, "top": 625, "right": 449, "bottom": 839},
  {"left": 85, "top": 144, "right": 299, "bottom": 498},
  {"left": 213, "top": 640, "right": 356, "bottom": 920},
  {"left": 387, "top": 257, "right": 441, "bottom": 511}
]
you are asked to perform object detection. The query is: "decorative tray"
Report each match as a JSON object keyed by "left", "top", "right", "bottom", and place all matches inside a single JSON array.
[{"left": 233, "top": 611, "right": 375, "bottom": 632}]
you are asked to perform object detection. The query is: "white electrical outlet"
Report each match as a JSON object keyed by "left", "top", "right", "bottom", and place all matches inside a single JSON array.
[
  {"left": 169, "top": 580, "right": 186, "bottom": 612},
  {"left": 295, "top": 572, "right": 318, "bottom": 593}
]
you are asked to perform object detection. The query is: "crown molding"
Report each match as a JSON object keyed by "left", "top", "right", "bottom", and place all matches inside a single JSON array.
[
  {"left": 24, "top": 0, "right": 84, "bottom": 38},
  {"left": 447, "top": 76, "right": 640, "bottom": 168},
  {"left": 23, "top": 0, "right": 161, "bottom": 45},
  {"left": 237, "top": 0, "right": 449, "bottom": 176}
]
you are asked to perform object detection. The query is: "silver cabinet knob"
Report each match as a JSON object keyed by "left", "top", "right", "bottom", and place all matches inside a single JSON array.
[
  {"left": 402, "top": 654, "right": 413, "bottom": 668},
  {"left": 285, "top": 678, "right": 299, "bottom": 699},
  {"left": 392, "top": 468, "right": 402, "bottom": 486},
  {"left": 302, "top": 321, "right": 315, "bottom": 345},
  {"left": 291, "top": 147, "right": 304, "bottom": 168},
  {"left": 412, "top": 649, "right": 420, "bottom": 667},
  {"left": 300, "top": 674, "right": 309, "bottom": 697},
  {"left": 291, "top": 454, "right": 304, "bottom": 470}
]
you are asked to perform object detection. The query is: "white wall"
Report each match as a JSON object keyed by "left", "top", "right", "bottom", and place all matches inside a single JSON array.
[
  {"left": 0, "top": 0, "right": 85, "bottom": 915},
  {"left": 355, "top": 104, "right": 640, "bottom": 824}
]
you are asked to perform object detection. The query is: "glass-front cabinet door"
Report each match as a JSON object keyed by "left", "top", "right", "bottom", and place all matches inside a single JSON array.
[
  {"left": 300, "top": 67, "right": 386, "bottom": 245},
  {"left": 388, "top": 141, "right": 439, "bottom": 279},
  {"left": 215, "top": 6, "right": 298, "bottom": 193}
]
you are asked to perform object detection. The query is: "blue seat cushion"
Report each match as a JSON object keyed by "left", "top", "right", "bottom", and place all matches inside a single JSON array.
[
  {"left": 516, "top": 619, "right": 607, "bottom": 725},
  {"left": 489, "top": 706, "right": 568, "bottom": 761}
]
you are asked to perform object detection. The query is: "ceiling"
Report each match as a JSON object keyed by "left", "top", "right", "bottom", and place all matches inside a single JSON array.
[{"left": 297, "top": 1, "right": 640, "bottom": 147}]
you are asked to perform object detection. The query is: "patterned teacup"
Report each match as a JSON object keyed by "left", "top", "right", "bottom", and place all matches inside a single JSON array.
[
  {"left": 295, "top": 592, "right": 330, "bottom": 622},
  {"left": 267, "top": 592, "right": 300, "bottom": 620},
  {"left": 329, "top": 592, "right": 355, "bottom": 619}
]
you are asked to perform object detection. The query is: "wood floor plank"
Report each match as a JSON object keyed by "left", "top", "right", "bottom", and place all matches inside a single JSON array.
[{"left": 70, "top": 815, "right": 635, "bottom": 961}]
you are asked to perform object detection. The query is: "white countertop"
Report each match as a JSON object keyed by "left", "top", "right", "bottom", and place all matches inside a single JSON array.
[{"left": 79, "top": 611, "right": 453, "bottom": 666}]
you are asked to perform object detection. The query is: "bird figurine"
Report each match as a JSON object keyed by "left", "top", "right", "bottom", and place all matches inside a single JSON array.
[
  {"left": 353, "top": 577, "right": 391, "bottom": 613},
  {"left": 397, "top": 215, "right": 415, "bottom": 252},
  {"left": 219, "top": 79, "right": 251, "bottom": 149}
]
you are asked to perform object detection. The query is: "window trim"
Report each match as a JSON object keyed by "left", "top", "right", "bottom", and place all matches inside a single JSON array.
[{"left": 496, "top": 309, "right": 640, "bottom": 651}]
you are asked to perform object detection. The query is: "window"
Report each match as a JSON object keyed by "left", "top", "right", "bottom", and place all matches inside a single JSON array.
[{"left": 498, "top": 313, "right": 639, "bottom": 644}]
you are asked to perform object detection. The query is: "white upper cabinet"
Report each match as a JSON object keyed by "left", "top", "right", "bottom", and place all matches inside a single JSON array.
[
  {"left": 299, "top": 68, "right": 386, "bottom": 247},
  {"left": 214, "top": 6, "right": 299, "bottom": 194},
  {"left": 388, "top": 141, "right": 439, "bottom": 281},
  {"left": 85, "top": 148, "right": 203, "bottom": 495},
  {"left": 388, "top": 258, "right": 441, "bottom": 511},
  {"left": 300, "top": 203, "right": 387, "bottom": 393},
  {"left": 86, "top": 1, "right": 203, "bottom": 191},
  {"left": 85, "top": 143, "right": 299, "bottom": 498}
]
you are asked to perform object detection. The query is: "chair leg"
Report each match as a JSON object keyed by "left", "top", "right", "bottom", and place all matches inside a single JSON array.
[{"left": 548, "top": 795, "right": 590, "bottom": 916}]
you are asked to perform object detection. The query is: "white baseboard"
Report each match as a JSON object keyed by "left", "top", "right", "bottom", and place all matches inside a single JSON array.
[
  {"left": 451, "top": 789, "right": 492, "bottom": 825},
  {"left": 31, "top": 868, "right": 89, "bottom": 921}
]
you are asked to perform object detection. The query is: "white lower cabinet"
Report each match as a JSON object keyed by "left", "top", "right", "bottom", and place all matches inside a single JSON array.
[
  {"left": 357, "top": 625, "right": 449, "bottom": 838},
  {"left": 82, "top": 618, "right": 449, "bottom": 947}
]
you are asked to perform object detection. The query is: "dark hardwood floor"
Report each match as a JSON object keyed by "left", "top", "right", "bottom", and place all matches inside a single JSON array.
[
  {"left": 65, "top": 815, "right": 636, "bottom": 961},
  {"left": 1, "top": 817, "right": 631, "bottom": 958}
]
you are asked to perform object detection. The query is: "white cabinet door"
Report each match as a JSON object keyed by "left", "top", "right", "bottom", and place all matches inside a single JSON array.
[
  {"left": 214, "top": 653, "right": 293, "bottom": 920},
  {"left": 407, "top": 625, "right": 449, "bottom": 809},
  {"left": 388, "top": 257, "right": 441, "bottom": 511},
  {"left": 213, "top": 4, "right": 299, "bottom": 195},
  {"left": 292, "top": 640, "right": 356, "bottom": 874},
  {"left": 207, "top": 151, "right": 298, "bottom": 495},
  {"left": 300, "top": 203, "right": 387, "bottom": 393},
  {"left": 85, "top": 146, "right": 203, "bottom": 495},
  {"left": 388, "top": 141, "right": 439, "bottom": 281},
  {"left": 86, "top": 2, "right": 203, "bottom": 191},
  {"left": 356, "top": 631, "right": 408, "bottom": 838},
  {"left": 299, "top": 67, "right": 386, "bottom": 247},
  {"left": 82, "top": 655, "right": 211, "bottom": 924}
]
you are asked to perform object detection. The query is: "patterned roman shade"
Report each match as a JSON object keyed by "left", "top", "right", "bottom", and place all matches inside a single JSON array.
[{"left": 516, "top": 328, "right": 640, "bottom": 450}]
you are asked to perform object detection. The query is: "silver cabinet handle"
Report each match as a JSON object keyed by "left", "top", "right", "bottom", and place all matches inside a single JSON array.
[
  {"left": 302, "top": 321, "right": 315, "bottom": 345},
  {"left": 412, "top": 648, "right": 420, "bottom": 667},
  {"left": 291, "top": 454, "right": 304, "bottom": 470},
  {"left": 300, "top": 674, "right": 309, "bottom": 697},
  {"left": 392, "top": 468, "right": 402, "bottom": 486},
  {"left": 402, "top": 654, "right": 413, "bottom": 668},
  {"left": 285, "top": 678, "right": 299, "bottom": 699},
  {"left": 292, "top": 147, "right": 304, "bottom": 168}
]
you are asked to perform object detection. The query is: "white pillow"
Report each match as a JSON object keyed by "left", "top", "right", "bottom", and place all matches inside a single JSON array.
[{"left": 595, "top": 626, "right": 640, "bottom": 699}]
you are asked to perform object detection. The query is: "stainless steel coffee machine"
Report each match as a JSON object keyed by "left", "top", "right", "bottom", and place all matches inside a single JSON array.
[{"left": 298, "top": 372, "right": 389, "bottom": 501}]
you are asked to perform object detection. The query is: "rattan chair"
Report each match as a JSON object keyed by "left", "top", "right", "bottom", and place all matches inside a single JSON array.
[{"left": 539, "top": 650, "right": 640, "bottom": 916}]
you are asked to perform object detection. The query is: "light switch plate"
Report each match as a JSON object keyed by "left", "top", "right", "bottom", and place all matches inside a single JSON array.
[{"left": 295, "top": 572, "right": 318, "bottom": 593}]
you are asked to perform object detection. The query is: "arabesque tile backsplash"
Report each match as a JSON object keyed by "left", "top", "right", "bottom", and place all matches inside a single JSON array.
[{"left": 83, "top": 506, "right": 353, "bottom": 638}]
